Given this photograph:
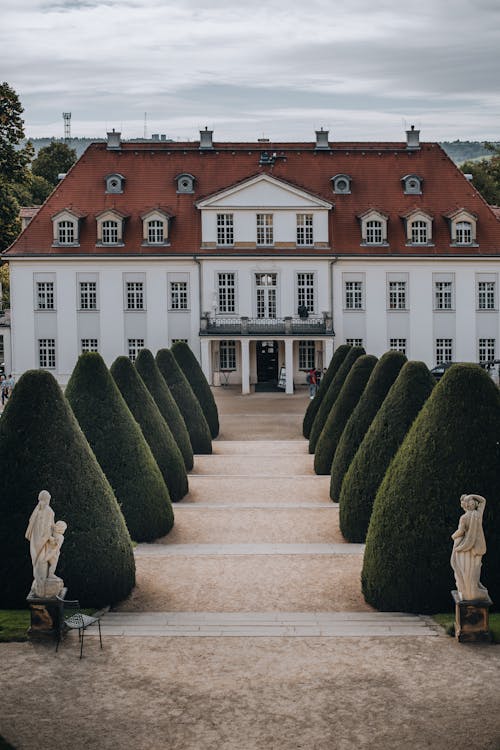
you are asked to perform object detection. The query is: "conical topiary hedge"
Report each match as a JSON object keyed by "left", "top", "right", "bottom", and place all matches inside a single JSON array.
[
  {"left": 111, "top": 356, "right": 188, "bottom": 502},
  {"left": 172, "top": 341, "right": 219, "bottom": 438},
  {"left": 339, "top": 360, "right": 434, "bottom": 543},
  {"left": 302, "top": 344, "right": 350, "bottom": 439},
  {"left": 156, "top": 348, "right": 212, "bottom": 455},
  {"left": 362, "top": 364, "right": 500, "bottom": 613},
  {"left": 330, "top": 350, "right": 407, "bottom": 501},
  {"left": 136, "top": 349, "right": 194, "bottom": 471},
  {"left": 0, "top": 370, "right": 135, "bottom": 608},
  {"left": 309, "top": 346, "right": 365, "bottom": 454},
  {"left": 66, "top": 352, "right": 174, "bottom": 542},
  {"left": 314, "top": 354, "right": 377, "bottom": 475}
]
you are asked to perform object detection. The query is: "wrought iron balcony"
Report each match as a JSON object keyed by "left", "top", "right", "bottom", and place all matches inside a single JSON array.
[{"left": 200, "top": 314, "right": 334, "bottom": 336}]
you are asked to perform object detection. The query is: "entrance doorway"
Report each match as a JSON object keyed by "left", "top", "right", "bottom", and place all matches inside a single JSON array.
[{"left": 256, "top": 340, "right": 279, "bottom": 384}]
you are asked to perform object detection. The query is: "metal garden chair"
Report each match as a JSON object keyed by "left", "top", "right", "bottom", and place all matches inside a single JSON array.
[{"left": 55, "top": 596, "right": 103, "bottom": 659}]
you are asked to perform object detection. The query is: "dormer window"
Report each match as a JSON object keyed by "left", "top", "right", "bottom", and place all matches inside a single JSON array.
[
  {"left": 51, "top": 208, "right": 85, "bottom": 247},
  {"left": 401, "top": 209, "right": 433, "bottom": 246},
  {"left": 445, "top": 209, "right": 478, "bottom": 246},
  {"left": 105, "top": 173, "right": 125, "bottom": 193},
  {"left": 96, "top": 209, "right": 127, "bottom": 246},
  {"left": 332, "top": 174, "right": 351, "bottom": 194},
  {"left": 141, "top": 208, "right": 171, "bottom": 246},
  {"left": 358, "top": 209, "right": 388, "bottom": 246},
  {"left": 175, "top": 173, "right": 195, "bottom": 193},
  {"left": 402, "top": 174, "right": 423, "bottom": 195}
]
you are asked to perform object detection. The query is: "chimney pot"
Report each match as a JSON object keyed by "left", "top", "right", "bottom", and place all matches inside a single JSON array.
[
  {"left": 199, "top": 127, "right": 214, "bottom": 150},
  {"left": 107, "top": 130, "right": 122, "bottom": 150},
  {"left": 406, "top": 125, "right": 420, "bottom": 150},
  {"left": 315, "top": 128, "right": 330, "bottom": 150}
]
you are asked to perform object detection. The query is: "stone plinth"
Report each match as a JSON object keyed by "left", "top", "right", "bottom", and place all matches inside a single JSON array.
[
  {"left": 27, "top": 587, "right": 67, "bottom": 640},
  {"left": 452, "top": 590, "right": 492, "bottom": 643}
]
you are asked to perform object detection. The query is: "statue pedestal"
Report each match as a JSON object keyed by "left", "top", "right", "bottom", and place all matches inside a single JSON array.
[
  {"left": 27, "top": 587, "right": 67, "bottom": 640},
  {"left": 452, "top": 590, "right": 492, "bottom": 643}
]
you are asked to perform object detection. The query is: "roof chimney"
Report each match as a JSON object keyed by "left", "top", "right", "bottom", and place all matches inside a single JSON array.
[
  {"left": 107, "top": 129, "right": 121, "bottom": 150},
  {"left": 315, "top": 128, "right": 330, "bottom": 150},
  {"left": 199, "top": 127, "right": 214, "bottom": 150},
  {"left": 406, "top": 125, "right": 420, "bottom": 150}
]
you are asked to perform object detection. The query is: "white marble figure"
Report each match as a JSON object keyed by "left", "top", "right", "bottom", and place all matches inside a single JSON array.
[
  {"left": 450, "top": 494, "right": 489, "bottom": 602},
  {"left": 25, "top": 490, "right": 67, "bottom": 598}
]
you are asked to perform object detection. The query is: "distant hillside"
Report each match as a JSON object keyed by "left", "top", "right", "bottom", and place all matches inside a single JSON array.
[{"left": 23, "top": 137, "right": 500, "bottom": 165}]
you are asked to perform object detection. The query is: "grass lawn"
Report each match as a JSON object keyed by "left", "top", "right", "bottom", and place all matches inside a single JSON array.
[
  {"left": 433, "top": 612, "right": 500, "bottom": 642},
  {"left": 0, "top": 610, "right": 30, "bottom": 642}
]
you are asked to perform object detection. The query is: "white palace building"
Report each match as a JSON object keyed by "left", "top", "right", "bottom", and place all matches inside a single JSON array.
[{"left": 3, "top": 127, "right": 500, "bottom": 393}]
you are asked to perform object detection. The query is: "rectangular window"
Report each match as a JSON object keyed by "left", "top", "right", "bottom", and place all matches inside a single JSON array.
[
  {"left": 58, "top": 221, "right": 75, "bottom": 244},
  {"left": 79, "top": 281, "right": 97, "bottom": 310},
  {"left": 148, "top": 220, "right": 164, "bottom": 244},
  {"left": 366, "top": 220, "right": 383, "bottom": 244},
  {"left": 171, "top": 338, "right": 188, "bottom": 345},
  {"left": 478, "top": 281, "right": 495, "bottom": 310},
  {"left": 256, "top": 214, "right": 273, "bottom": 246},
  {"left": 128, "top": 338, "right": 145, "bottom": 363},
  {"left": 81, "top": 338, "right": 98, "bottom": 353},
  {"left": 126, "top": 281, "right": 144, "bottom": 310},
  {"left": 217, "top": 214, "right": 234, "bottom": 246},
  {"left": 217, "top": 272, "right": 236, "bottom": 314},
  {"left": 219, "top": 340, "right": 236, "bottom": 370},
  {"left": 36, "top": 281, "right": 55, "bottom": 310},
  {"left": 170, "top": 281, "right": 188, "bottom": 310},
  {"left": 435, "top": 338, "right": 453, "bottom": 364},
  {"left": 296, "top": 214, "right": 313, "bottom": 246},
  {"left": 434, "top": 281, "right": 453, "bottom": 310},
  {"left": 346, "top": 338, "right": 363, "bottom": 347},
  {"left": 389, "top": 281, "right": 407, "bottom": 310},
  {"left": 411, "top": 221, "right": 428, "bottom": 244},
  {"left": 345, "top": 281, "right": 363, "bottom": 310},
  {"left": 102, "top": 220, "right": 119, "bottom": 244},
  {"left": 299, "top": 341, "right": 316, "bottom": 370},
  {"left": 38, "top": 338, "right": 56, "bottom": 369},
  {"left": 478, "top": 338, "right": 495, "bottom": 364},
  {"left": 297, "top": 273, "right": 315, "bottom": 313},
  {"left": 389, "top": 338, "right": 407, "bottom": 355}
]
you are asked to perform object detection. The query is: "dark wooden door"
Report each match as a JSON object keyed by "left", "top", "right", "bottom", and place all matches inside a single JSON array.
[{"left": 256, "top": 341, "right": 279, "bottom": 382}]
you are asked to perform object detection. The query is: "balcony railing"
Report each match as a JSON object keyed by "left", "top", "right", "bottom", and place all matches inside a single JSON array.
[{"left": 200, "top": 314, "right": 334, "bottom": 336}]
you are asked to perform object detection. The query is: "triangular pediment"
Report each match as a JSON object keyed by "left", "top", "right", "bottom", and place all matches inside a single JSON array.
[{"left": 196, "top": 174, "right": 333, "bottom": 210}]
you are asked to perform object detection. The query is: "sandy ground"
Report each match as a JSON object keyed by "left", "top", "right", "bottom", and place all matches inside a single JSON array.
[{"left": 2, "top": 388, "right": 500, "bottom": 750}]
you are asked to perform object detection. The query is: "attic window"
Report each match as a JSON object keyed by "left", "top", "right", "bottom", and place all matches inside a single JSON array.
[
  {"left": 402, "top": 210, "right": 433, "bottom": 246},
  {"left": 446, "top": 209, "right": 478, "bottom": 246},
  {"left": 331, "top": 174, "right": 351, "bottom": 194},
  {"left": 105, "top": 173, "right": 125, "bottom": 194},
  {"left": 176, "top": 173, "right": 195, "bottom": 194},
  {"left": 51, "top": 208, "right": 84, "bottom": 247},
  {"left": 141, "top": 209, "right": 171, "bottom": 245},
  {"left": 358, "top": 209, "right": 388, "bottom": 246},
  {"left": 402, "top": 174, "right": 422, "bottom": 195},
  {"left": 96, "top": 209, "right": 127, "bottom": 246}
]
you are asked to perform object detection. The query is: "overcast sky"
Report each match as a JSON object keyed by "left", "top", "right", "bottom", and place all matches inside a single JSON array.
[{"left": 2, "top": 0, "right": 500, "bottom": 142}]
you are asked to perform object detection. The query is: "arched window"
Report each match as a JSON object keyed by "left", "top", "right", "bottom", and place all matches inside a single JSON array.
[{"left": 456, "top": 221, "right": 472, "bottom": 244}]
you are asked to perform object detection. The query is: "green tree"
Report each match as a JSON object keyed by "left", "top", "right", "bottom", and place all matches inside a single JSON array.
[
  {"left": 171, "top": 341, "right": 219, "bottom": 438},
  {"left": 362, "top": 364, "right": 500, "bottom": 613},
  {"left": 0, "top": 184, "right": 20, "bottom": 253},
  {"left": 110, "top": 356, "right": 188, "bottom": 502},
  {"left": 156, "top": 348, "right": 212, "bottom": 454},
  {"left": 66, "top": 353, "right": 174, "bottom": 542},
  {"left": 339, "top": 361, "right": 434, "bottom": 543},
  {"left": 308, "top": 346, "right": 365, "bottom": 454},
  {"left": 135, "top": 349, "right": 194, "bottom": 471},
  {"left": 0, "top": 369, "right": 135, "bottom": 608},
  {"left": 302, "top": 344, "right": 350, "bottom": 439},
  {"left": 0, "top": 262, "right": 9, "bottom": 307},
  {"left": 461, "top": 154, "right": 500, "bottom": 206},
  {"left": 330, "top": 350, "right": 406, "bottom": 501},
  {"left": 314, "top": 355, "right": 377, "bottom": 475},
  {"left": 32, "top": 141, "right": 77, "bottom": 186}
]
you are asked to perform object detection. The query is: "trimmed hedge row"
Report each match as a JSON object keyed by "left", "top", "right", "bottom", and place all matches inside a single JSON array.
[
  {"left": 0, "top": 370, "right": 135, "bottom": 608},
  {"left": 111, "top": 356, "right": 188, "bottom": 502},
  {"left": 66, "top": 353, "right": 174, "bottom": 542},
  {"left": 362, "top": 364, "right": 500, "bottom": 613},
  {"left": 156, "top": 348, "right": 212, "bottom": 455},
  {"left": 339, "top": 360, "right": 434, "bottom": 542},
  {"left": 172, "top": 341, "right": 219, "bottom": 438},
  {"left": 309, "top": 346, "right": 365, "bottom": 454},
  {"left": 302, "top": 344, "right": 350, "bottom": 438},
  {"left": 329, "top": 350, "right": 407, "bottom": 501},
  {"left": 314, "top": 354, "right": 377, "bottom": 475}
]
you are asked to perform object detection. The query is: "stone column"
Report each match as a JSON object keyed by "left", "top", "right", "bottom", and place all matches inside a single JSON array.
[
  {"left": 241, "top": 338, "right": 251, "bottom": 395},
  {"left": 200, "top": 338, "right": 212, "bottom": 384},
  {"left": 324, "top": 339, "right": 334, "bottom": 367},
  {"left": 285, "top": 338, "right": 294, "bottom": 394}
]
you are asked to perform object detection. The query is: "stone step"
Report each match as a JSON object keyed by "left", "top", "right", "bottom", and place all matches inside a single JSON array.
[
  {"left": 191, "top": 454, "right": 315, "bottom": 476},
  {"left": 182, "top": 475, "right": 330, "bottom": 505},
  {"left": 96, "top": 611, "right": 438, "bottom": 637},
  {"left": 217, "top": 415, "right": 304, "bottom": 441},
  {"left": 162, "top": 506, "right": 343, "bottom": 544},
  {"left": 135, "top": 542, "right": 364, "bottom": 556},
  {"left": 211, "top": 440, "right": 308, "bottom": 456}
]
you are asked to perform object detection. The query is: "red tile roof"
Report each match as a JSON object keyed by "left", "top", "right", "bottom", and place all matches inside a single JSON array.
[{"left": 5, "top": 141, "right": 500, "bottom": 257}]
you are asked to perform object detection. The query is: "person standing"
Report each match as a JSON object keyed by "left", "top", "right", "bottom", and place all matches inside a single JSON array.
[{"left": 307, "top": 367, "right": 317, "bottom": 399}]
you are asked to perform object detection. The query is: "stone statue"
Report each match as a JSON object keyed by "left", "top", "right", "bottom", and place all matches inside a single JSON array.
[
  {"left": 451, "top": 494, "right": 489, "bottom": 602},
  {"left": 25, "top": 490, "right": 67, "bottom": 598}
]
